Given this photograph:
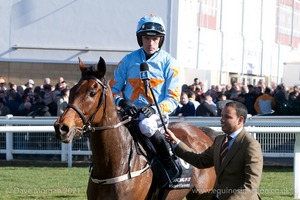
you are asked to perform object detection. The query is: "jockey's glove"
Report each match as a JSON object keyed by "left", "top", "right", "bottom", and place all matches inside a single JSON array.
[
  {"left": 141, "top": 106, "right": 155, "bottom": 118},
  {"left": 119, "top": 99, "right": 138, "bottom": 117}
]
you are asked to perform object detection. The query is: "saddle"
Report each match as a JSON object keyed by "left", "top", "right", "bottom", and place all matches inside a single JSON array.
[{"left": 121, "top": 114, "right": 193, "bottom": 189}]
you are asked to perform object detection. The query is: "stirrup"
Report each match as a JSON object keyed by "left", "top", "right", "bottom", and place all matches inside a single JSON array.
[{"left": 165, "top": 157, "right": 182, "bottom": 182}]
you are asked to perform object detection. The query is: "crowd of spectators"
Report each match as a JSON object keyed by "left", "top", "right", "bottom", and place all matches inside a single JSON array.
[
  {"left": 0, "top": 76, "right": 89, "bottom": 161},
  {"left": 171, "top": 77, "right": 300, "bottom": 117},
  {"left": 0, "top": 76, "right": 70, "bottom": 117},
  {"left": 1, "top": 75, "right": 300, "bottom": 118}
]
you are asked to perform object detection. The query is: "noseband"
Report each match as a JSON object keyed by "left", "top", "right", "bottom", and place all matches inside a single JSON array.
[{"left": 67, "top": 76, "right": 107, "bottom": 134}]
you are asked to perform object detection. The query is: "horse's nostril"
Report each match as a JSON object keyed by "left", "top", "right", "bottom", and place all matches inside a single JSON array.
[
  {"left": 59, "top": 124, "right": 69, "bottom": 134},
  {"left": 54, "top": 123, "right": 69, "bottom": 135}
]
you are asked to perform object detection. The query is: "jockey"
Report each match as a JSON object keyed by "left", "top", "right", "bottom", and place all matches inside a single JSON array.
[{"left": 109, "top": 14, "right": 181, "bottom": 186}]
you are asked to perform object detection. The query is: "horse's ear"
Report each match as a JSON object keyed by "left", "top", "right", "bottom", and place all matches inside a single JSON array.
[
  {"left": 97, "top": 57, "right": 106, "bottom": 78},
  {"left": 79, "top": 57, "right": 87, "bottom": 75}
]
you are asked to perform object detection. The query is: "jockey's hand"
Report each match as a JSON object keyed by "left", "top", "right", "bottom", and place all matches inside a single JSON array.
[
  {"left": 119, "top": 99, "right": 138, "bottom": 117},
  {"left": 141, "top": 106, "right": 155, "bottom": 118}
]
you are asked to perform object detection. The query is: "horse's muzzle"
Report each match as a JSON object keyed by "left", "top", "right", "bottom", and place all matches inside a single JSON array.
[{"left": 54, "top": 123, "right": 71, "bottom": 143}]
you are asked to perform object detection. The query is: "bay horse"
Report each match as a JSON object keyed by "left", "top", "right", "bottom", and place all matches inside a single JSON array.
[{"left": 54, "top": 57, "right": 216, "bottom": 200}]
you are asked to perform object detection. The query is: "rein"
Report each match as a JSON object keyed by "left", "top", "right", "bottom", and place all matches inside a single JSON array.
[
  {"left": 67, "top": 75, "right": 150, "bottom": 184},
  {"left": 93, "top": 117, "right": 132, "bottom": 131}
]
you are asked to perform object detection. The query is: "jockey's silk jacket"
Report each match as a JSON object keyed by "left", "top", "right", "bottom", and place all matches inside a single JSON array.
[{"left": 109, "top": 48, "right": 181, "bottom": 115}]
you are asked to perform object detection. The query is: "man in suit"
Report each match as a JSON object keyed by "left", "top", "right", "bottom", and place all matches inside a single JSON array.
[
  {"left": 165, "top": 101, "right": 263, "bottom": 200},
  {"left": 196, "top": 93, "right": 217, "bottom": 117}
]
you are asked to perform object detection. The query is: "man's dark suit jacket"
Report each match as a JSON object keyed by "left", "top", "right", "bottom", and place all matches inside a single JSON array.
[{"left": 175, "top": 128, "right": 263, "bottom": 200}]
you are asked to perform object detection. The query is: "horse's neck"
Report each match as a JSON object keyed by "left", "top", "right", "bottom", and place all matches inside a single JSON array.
[
  {"left": 90, "top": 104, "right": 132, "bottom": 178},
  {"left": 90, "top": 126, "right": 131, "bottom": 178}
]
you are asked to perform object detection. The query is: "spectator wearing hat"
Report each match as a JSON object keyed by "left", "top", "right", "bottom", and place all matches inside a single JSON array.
[{"left": 25, "top": 79, "right": 35, "bottom": 89}]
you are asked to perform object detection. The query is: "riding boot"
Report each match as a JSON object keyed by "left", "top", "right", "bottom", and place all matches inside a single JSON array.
[{"left": 149, "top": 130, "right": 182, "bottom": 184}]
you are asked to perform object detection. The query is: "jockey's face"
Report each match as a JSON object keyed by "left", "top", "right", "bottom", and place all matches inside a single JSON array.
[{"left": 142, "top": 36, "right": 161, "bottom": 55}]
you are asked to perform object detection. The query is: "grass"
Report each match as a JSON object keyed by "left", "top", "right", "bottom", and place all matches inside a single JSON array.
[
  {"left": 0, "top": 166, "right": 294, "bottom": 200},
  {"left": 260, "top": 166, "right": 294, "bottom": 200},
  {"left": 0, "top": 167, "right": 88, "bottom": 200}
]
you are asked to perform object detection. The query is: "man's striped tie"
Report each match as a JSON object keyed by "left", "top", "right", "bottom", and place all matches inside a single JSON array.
[{"left": 220, "top": 135, "right": 232, "bottom": 162}]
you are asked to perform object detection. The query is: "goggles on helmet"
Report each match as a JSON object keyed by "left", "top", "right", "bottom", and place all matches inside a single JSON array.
[{"left": 137, "top": 22, "right": 165, "bottom": 35}]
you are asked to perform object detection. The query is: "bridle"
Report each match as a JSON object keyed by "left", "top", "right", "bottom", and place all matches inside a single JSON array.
[
  {"left": 66, "top": 76, "right": 107, "bottom": 135},
  {"left": 66, "top": 76, "right": 132, "bottom": 135}
]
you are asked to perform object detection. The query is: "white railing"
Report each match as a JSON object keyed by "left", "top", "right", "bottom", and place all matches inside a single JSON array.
[{"left": 1, "top": 115, "right": 299, "bottom": 163}]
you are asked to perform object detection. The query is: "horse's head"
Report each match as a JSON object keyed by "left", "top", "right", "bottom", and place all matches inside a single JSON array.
[{"left": 54, "top": 57, "right": 108, "bottom": 143}]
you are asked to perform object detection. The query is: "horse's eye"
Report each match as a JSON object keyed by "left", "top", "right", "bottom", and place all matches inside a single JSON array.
[{"left": 89, "top": 91, "right": 96, "bottom": 97}]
